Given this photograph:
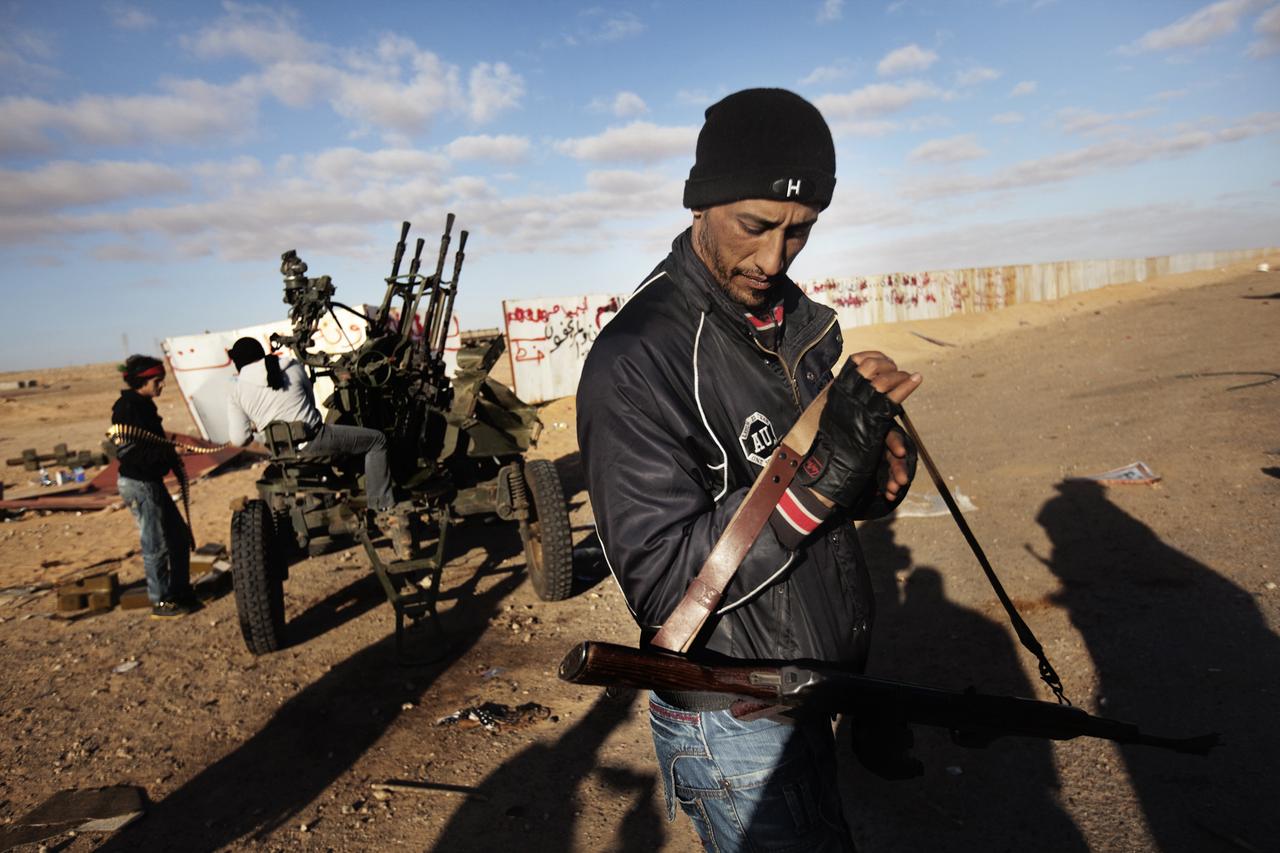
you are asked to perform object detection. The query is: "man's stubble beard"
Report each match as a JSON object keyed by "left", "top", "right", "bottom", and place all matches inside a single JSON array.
[{"left": 695, "top": 220, "right": 771, "bottom": 310}]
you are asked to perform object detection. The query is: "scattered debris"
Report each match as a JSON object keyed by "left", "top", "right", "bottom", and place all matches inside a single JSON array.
[
  {"left": 371, "top": 780, "right": 489, "bottom": 801},
  {"left": 112, "top": 660, "right": 140, "bottom": 674},
  {"left": 479, "top": 666, "right": 507, "bottom": 680},
  {"left": 1071, "top": 461, "right": 1161, "bottom": 485},
  {"left": 435, "top": 701, "right": 551, "bottom": 732},
  {"left": 892, "top": 490, "right": 977, "bottom": 519},
  {"left": 1177, "top": 371, "right": 1279, "bottom": 391},
  {"left": 5, "top": 444, "right": 110, "bottom": 473},
  {"left": 0, "top": 785, "right": 145, "bottom": 850},
  {"left": 0, "top": 434, "right": 246, "bottom": 513},
  {"left": 191, "top": 543, "right": 226, "bottom": 576},
  {"left": 909, "top": 331, "right": 957, "bottom": 348},
  {"left": 55, "top": 571, "right": 118, "bottom": 615}
]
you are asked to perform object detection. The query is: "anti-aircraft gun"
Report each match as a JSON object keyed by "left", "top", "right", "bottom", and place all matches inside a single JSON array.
[{"left": 229, "top": 215, "right": 573, "bottom": 658}]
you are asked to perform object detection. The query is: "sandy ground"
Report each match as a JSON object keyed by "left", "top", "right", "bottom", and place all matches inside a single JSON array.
[{"left": 0, "top": 256, "right": 1277, "bottom": 852}]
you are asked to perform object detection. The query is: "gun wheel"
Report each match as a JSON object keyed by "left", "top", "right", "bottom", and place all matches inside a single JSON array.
[
  {"left": 232, "top": 499, "right": 286, "bottom": 654},
  {"left": 522, "top": 459, "right": 573, "bottom": 601}
]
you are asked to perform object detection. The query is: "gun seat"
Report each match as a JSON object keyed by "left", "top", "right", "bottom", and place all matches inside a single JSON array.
[{"left": 262, "top": 421, "right": 338, "bottom": 467}]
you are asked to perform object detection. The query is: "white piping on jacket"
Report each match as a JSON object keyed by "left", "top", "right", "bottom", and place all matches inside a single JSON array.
[
  {"left": 589, "top": 269, "right": 669, "bottom": 629},
  {"left": 717, "top": 552, "right": 796, "bottom": 615},
  {"left": 693, "top": 311, "right": 730, "bottom": 501},
  {"left": 594, "top": 521, "right": 647, "bottom": 624}
]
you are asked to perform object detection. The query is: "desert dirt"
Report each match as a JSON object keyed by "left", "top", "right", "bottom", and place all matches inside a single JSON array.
[{"left": 0, "top": 257, "right": 1277, "bottom": 853}]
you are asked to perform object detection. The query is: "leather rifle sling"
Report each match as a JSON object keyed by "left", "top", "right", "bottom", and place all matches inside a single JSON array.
[{"left": 650, "top": 383, "right": 831, "bottom": 653}]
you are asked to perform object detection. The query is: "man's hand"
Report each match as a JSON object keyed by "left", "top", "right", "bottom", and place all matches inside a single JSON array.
[
  {"left": 851, "top": 351, "right": 920, "bottom": 504},
  {"left": 851, "top": 350, "right": 922, "bottom": 405},
  {"left": 797, "top": 352, "right": 921, "bottom": 508}
]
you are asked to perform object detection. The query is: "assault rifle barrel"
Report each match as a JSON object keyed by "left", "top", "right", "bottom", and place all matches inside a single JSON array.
[{"left": 558, "top": 641, "right": 1218, "bottom": 756}]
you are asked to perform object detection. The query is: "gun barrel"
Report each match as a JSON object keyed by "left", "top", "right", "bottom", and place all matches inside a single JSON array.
[
  {"left": 561, "top": 641, "right": 1219, "bottom": 756},
  {"left": 433, "top": 229, "right": 468, "bottom": 358},
  {"left": 390, "top": 221, "right": 411, "bottom": 279},
  {"left": 559, "top": 642, "right": 782, "bottom": 701}
]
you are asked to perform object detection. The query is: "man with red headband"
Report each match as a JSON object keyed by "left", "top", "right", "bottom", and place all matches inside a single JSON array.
[{"left": 112, "top": 354, "right": 198, "bottom": 619}]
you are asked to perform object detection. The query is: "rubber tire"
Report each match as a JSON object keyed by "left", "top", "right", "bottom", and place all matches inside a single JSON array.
[
  {"left": 523, "top": 459, "right": 574, "bottom": 601},
  {"left": 232, "top": 499, "right": 286, "bottom": 654}
]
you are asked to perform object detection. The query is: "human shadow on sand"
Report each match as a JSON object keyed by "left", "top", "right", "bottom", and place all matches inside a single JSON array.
[
  {"left": 98, "top": 528, "right": 529, "bottom": 851},
  {"left": 844, "top": 518, "right": 1087, "bottom": 852},
  {"left": 1034, "top": 480, "right": 1280, "bottom": 853},
  {"left": 431, "top": 688, "right": 665, "bottom": 853}
]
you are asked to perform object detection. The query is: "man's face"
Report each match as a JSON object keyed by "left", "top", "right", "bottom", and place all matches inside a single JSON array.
[
  {"left": 691, "top": 198, "right": 821, "bottom": 309},
  {"left": 138, "top": 375, "right": 165, "bottom": 398}
]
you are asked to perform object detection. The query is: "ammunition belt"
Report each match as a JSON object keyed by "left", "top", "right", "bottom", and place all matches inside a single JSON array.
[{"left": 105, "top": 423, "right": 229, "bottom": 454}]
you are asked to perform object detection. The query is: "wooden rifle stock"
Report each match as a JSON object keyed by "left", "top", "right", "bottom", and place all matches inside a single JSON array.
[{"left": 558, "top": 641, "right": 1219, "bottom": 756}]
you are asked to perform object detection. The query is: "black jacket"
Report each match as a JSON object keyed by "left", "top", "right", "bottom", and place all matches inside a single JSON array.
[
  {"left": 578, "top": 230, "right": 901, "bottom": 667},
  {"left": 112, "top": 390, "right": 179, "bottom": 482}
]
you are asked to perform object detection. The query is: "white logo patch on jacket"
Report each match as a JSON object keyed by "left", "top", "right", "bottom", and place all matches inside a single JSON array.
[{"left": 739, "top": 412, "right": 778, "bottom": 467}]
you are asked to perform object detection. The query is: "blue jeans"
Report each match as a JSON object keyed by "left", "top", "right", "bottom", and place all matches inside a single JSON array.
[
  {"left": 118, "top": 476, "right": 192, "bottom": 604},
  {"left": 649, "top": 693, "right": 856, "bottom": 852},
  {"left": 302, "top": 424, "right": 394, "bottom": 511}
]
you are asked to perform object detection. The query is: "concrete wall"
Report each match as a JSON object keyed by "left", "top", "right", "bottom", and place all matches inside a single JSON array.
[{"left": 503, "top": 248, "right": 1274, "bottom": 404}]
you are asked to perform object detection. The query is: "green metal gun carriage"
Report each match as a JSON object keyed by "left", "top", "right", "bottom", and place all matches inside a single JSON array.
[{"left": 229, "top": 215, "right": 573, "bottom": 657}]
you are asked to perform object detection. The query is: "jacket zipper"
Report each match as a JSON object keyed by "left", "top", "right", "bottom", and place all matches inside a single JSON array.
[{"left": 752, "top": 315, "right": 838, "bottom": 409}]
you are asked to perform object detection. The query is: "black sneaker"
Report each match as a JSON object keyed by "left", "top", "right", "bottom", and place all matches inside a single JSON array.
[{"left": 150, "top": 600, "right": 198, "bottom": 619}]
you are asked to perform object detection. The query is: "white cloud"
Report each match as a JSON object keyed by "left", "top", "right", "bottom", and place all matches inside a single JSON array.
[
  {"left": 955, "top": 66, "right": 1000, "bottom": 87},
  {"left": 0, "top": 28, "right": 61, "bottom": 87},
  {"left": 831, "top": 196, "right": 1280, "bottom": 276},
  {"left": 591, "top": 91, "right": 648, "bottom": 118},
  {"left": 445, "top": 134, "right": 531, "bottom": 162},
  {"left": 106, "top": 4, "right": 157, "bottom": 30},
  {"left": 817, "top": 0, "right": 845, "bottom": 23},
  {"left": 991, "top": 111, "right": 1024, "bottom": 124},
  {"left": 877, "top": 44, "right": 939, "bottom": 76},
  {"left": 182, "top": 7, "right": 524, "bottom": 138},
  {"left": 1152, "top": 88, "right": 1191, "bottom": 101},
  {"left": 0, "top": 160, "right": 187, "bottom": 213},
  {"left": 573, "top": 10, "right": 646, "bottom": 43},
  {"left": 0, "top": 81, "right": 257, "bottom": 155},
  {"left": 832, "top": 120, "right": 902, "bottom": 137},
  {"left": 905, "top": 112, "right": 1280, "bottom": 199},
  {"left": 815, "top": 81, "right": 945, "bottom": 119},
  {"left": 800, "top": 62, "right": 853, "bottom": 87},
  {"left": 183, "top": 3, "right": 313, "bottom": 63},
  {"left": 1010, "top": 80, "right": 1037, "bottom": 97},
  {"left": 1056, "top": 106, "right": 1159, "bottom": 135},
  {"left": 908, "top": 134, "right": 989, "bottom": 163},
  {"left": 1249, "top": 4, "right": 1280, "bottom": 56},
  {"left": 466, "top": 62, "right": 524, "bottom": 123},
  {"left": 300, "top": 147, "right": 450, "bottom": 186},
  {"left": 554, "top": 121, "right": 698, "bottom": 163},
  {"left": 1121, "top": 0, "right": 1264, "bottom": 53}
]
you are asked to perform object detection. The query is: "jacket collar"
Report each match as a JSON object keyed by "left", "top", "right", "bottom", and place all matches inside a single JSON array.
[{"left": 667, "top": 228, "right": 830, "bottom": 348}]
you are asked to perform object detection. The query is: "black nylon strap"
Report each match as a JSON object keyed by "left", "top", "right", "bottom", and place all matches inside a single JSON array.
[{"left": 898, "top": 410, "right": 1070, "bottom": 706}]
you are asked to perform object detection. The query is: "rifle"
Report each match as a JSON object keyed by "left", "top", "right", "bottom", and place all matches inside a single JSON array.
[{"left": 559, "top": 641, "right": 1218, "bottom": 775}]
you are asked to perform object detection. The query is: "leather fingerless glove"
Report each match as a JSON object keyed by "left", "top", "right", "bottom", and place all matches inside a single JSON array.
[{"left": 796, "top": 360, "right": 902, "bottom": 508}]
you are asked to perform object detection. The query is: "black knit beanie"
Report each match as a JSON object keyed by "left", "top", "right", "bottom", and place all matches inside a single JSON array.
[
  {"left": 228, "top": 337, "right": 266, "bottom": 371},
  {"left": 683, "top": 88, "right": 836, "bottom": 210}
]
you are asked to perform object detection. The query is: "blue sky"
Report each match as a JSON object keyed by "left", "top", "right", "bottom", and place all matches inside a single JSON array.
[{"left": 1, "top": 0, "right": 1277, "bottom": 370}]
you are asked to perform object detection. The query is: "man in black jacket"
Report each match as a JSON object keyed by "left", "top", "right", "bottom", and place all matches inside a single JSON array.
[
  {"left": 577, "top": 89, "right": 921, "bottom": 851},
  {"left": 112, "top": 354, "right": 197, "bottom": 618}
]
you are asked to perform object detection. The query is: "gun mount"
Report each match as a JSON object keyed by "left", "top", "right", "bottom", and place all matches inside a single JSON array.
[{"left": 229, "top": 216, "right": 573, "bottom": 661}]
